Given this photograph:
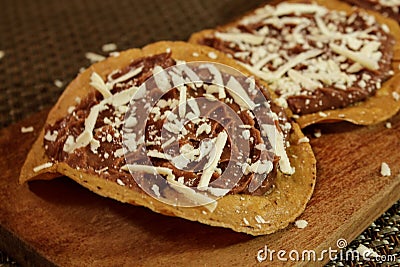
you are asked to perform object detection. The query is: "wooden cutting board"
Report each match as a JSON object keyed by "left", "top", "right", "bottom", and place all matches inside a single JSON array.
[{"left": 0, "top": 109, "right": 399, "bottom": 267}]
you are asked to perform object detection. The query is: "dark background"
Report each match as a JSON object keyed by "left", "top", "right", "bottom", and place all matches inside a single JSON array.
[
  {"left": 0, "top": 0, "right": 267, "bottom": 128},
  {"left": 0, "top": 0, "right": 398, "bottom": 266}
]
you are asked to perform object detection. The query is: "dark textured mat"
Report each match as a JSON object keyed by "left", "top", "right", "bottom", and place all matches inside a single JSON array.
[{"left": 0, "top": 0, "right": 265, "bottom": 127}]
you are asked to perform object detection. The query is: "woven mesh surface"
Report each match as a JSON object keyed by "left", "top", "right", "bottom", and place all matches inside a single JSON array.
[
  {"left": 0, "top": 0, "right": 265, "bottom": 127},
  {"left": 0, "top": 0, "right": 398, "bottom": 266}
]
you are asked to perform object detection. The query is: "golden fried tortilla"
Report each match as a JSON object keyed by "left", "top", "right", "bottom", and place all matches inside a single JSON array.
[
  {"left": 20, "top": 41, "right": 316, "bottom": 235},
  {"left": 189, "top": 0, "right": 400, "bottom": 128}
]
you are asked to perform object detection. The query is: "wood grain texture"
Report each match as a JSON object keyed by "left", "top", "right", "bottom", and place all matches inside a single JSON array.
[{"left": 0, "top": 109, "right": 399, "bottom": 266}]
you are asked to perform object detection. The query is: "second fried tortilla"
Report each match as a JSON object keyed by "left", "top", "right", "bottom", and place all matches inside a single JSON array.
[{"left": 189, "top": 0, "right": 400, "bottom": 127}]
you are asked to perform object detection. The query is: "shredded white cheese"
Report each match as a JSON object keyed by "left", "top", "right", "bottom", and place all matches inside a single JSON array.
[
  {"left": 212, "top": 2, "right": 391, "bottom": 110},
  {"left": 298, "top": 136, "right": 310, "bottom": 144},
  {"left": 255, "top": 215, "right": 267, "bottom": 224},
  {"left": 295, "top": 219, "right": 308, "bottom": 229},
  {"left": 177, "top": 63, "right": 202, "bottom": 87},
  {"left": 63, "top": 103, "right": 101, "bottom": 153},
  {"left": 262, "top": 124, "right": 294, "bottom": 175},
  {"left": 215, "top": 32, "right": 264, "bottom": 45},
  {"left": 208, "top": 51, "right": 218, "bottom": 59},
  {"left": 318, "top": 111, "right": 328, "bottom": 118},
  {"left": 274, "top": 2, "right": 327, "bottom": 17},
  {"left": 178, "top": 86, "right": 187, "bottom": 118},
  {"left": 33, "top": 162, "right": 53, "bottom": 173},
  {"left": 151, "top": 184, "right": 161, "bottom": 197},
  {"left": 314, "top": 130, "right": 322, "bottom": 138},
  {"left": 198, "top": 131, "right": 228, "bottom": 189},
  {"left": 106, "top": 66, "right": 143, "bottom": 90},
  {"left": 147, "top": 150, "right": 171, "bottom": 160},
  {"left": 122, "top": 164, "right": 175, "bottom": 179},
  {"left": 44, "top": 130, "right": 58, "bottom": 142},
  {"left": 275, "top": 49, "right": 323, "bottom": 79},
  {"left": 392, "top": 91, "right": 400, "bottom": 101},
  {"left": 114, "top": 148, "right": 125, "bottom": 158},
  {"left": 187, "top": 98, "right": 200, "bottom": 116},
  {"left": 196, "top": 123, "right": 212, "bottom": 137},
  {"left": 330, "top": 43, "right": 379, "bottom": 71},
  {"left": 244, "top": 160, "right": 273, "bottom": 175},
  {"left": 116, "top": 178, "right": 125, "bottom": 186},
  {"left": 90, "top": 139, "right": 100, "bottom": 154},
  {"left": 90, "top": 72, "right": 112, "bottom": 98},
  {"left": 207, "top": 187, "right": 230, "bottom": 197},
  {"left": 242, "top": 129, "right": 251, "bottom": 140},
  {"left": 167, "top": 177, "right": 217, "bottom": 212},
  {"left": 153, "top": 66, "right": 171, "bottom": 92}
]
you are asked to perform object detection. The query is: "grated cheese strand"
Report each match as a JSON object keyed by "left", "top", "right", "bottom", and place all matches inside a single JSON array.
[
  {"left": 273, "top": 49, "right": 323, "bottom": 79},
  {"left": 330, "top": 43, "right": 379, "bottom": 71},
  {"left": 106, "top": 66, "right": 143, "bottom": 90},
  {"left": 287, "top": 69, "right": 322, "bottom": 90},
  {"left": 63, "top": 104, "right": 101, "bottom": 153},
  {"left": 90, "top": 72, "right": 112, "bottom": 98},
  {"left": 197, "top": 131, "right": 228, "bottom": 190},
  {"left": 33, "top": 162, "right": 53, "bottom": 173},
  {"left": 178, "top": 86, "right": 187, "bottom": 118},
  {"left": 167, "top": 177, "right": 217, "bottom": 212},
  {"left": 122, "top": 164, "right": 175, "bottom": 180},
  {"left": 215, "top": 32, "right": 264, "bottom": 45},
  {"left": 226, "top": 76, "right": 256, "bottom": 110}
]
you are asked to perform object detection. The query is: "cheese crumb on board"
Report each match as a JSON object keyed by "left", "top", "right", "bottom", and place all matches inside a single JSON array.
[
  {"left": 210, "top": 2, "right": 393, "bottom": 115},
  {"left": 380, "top": 162, "right": 391, "bottom": 177},
  {"left": 385, "top": 122, "right": 392, "bottom": 129},
  {"left": 21, "top": 126, "right": 34, "bottom": 133},
  {"left": 295, "top": 219, "right": 308, "bottom": 229}
]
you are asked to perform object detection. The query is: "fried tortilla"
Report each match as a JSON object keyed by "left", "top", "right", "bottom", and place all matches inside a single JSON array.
[
  {"left": 189, "top": 0, "right": 400, "bottom": 128},
  {"left": 19, "top": 41, "right": 316, "bottom": 235}
]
